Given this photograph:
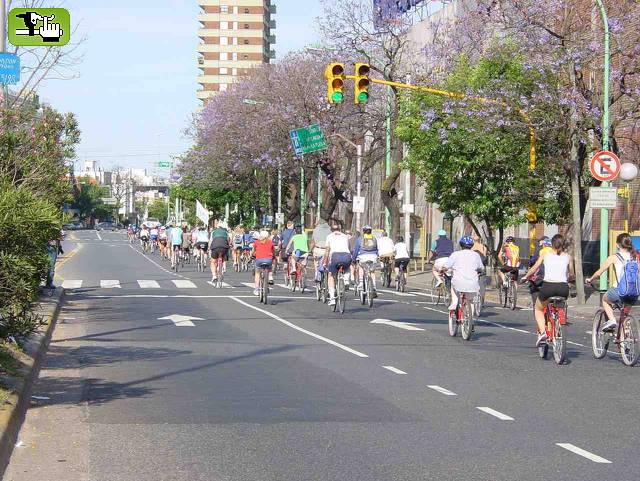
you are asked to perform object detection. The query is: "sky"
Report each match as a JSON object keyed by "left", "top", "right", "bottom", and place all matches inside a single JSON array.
[{"left": 37, "top": 0, "right": 325, "bottom": 174}]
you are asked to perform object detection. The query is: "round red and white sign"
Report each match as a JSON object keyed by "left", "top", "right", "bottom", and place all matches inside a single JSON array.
[{"left": 589, "top": 150, "right": 621, "bottom": 182}]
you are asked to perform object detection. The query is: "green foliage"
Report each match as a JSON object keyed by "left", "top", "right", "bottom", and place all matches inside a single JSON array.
[
  {"left": 146, "top": 198, "right": 169, "bottom": 223},
  {"left": 170, "top": 185, "right": 254, "bottom": 223},
  {"left": 397, "top": 49, "right": 569, "bottom": 245},
  {"left": 72, "top": 178, "right": 110, "bottom": 222}
]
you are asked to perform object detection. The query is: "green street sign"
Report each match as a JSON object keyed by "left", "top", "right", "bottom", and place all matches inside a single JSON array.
[
  {"left": 158, "top": 161, "right": 171, "bottom": 168},
  {"left": 289, "top": 124, "right": 328, "bottom": 157},
  {"left": 8, "top": 8, "right": 70, "bottom": 47}
]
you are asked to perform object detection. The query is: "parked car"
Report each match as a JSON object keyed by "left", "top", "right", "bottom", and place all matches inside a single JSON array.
[
  {"left": 96, "top": 222, "right": 118, "bottom": 231},
  {"left": 63, "top": 221, "right": 85, "bottom": 231}
]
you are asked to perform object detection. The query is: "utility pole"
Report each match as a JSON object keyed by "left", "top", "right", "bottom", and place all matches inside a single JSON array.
[
  {"left": 356, "top": 144, "right": 362, "bottom": 232},
  {"left": 316, "top": 165, "right": 321, "bottom": 223},
  {"left": 300, "top": 155, "right": 305, "bottom": 229},
  {"left": 1, "top": 0, "right": 7, "bottom": 106},
  {"left": 385, "top": 86, "right": 392, "bottom": 233}
]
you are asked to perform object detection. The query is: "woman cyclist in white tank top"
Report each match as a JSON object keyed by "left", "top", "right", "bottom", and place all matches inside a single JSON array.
[
  {"left": 587, "top": 233, "right": 638, "bottom": 332},
  {"left": 523, "top": 234, "right": 573, "bottom": 347}
]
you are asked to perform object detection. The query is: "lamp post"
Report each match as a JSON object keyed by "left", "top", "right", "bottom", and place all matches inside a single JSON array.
[{"left": 620, "top": 163, "right": 638, "bottom": 232}]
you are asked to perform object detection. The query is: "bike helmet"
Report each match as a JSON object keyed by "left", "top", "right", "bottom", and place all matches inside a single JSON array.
[
  {"left": 505, "top": 236, "right": 515, "bottom": 243},
  {"left": 541, "top": 236, "right": 552, "bottom": 247},
  {"left": 459, "top": 235, "right": 474, "bottom": 249},
  {"left": 363, "top": 225, "right": 372, "bottom": 233},
  {"left": 438, "top": 229, "right": 447, "bottom": 237}
]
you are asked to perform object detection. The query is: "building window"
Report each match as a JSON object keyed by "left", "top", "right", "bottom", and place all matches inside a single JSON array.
[
  {"left": 243, "top": 39, "right": 249, "bottom": 45},
  {"left": 220, "top": 5, "right": 228, "bottom": 13},
  {"left": 242, "top": 54, "right": 248, "bottom": 60},
  {"left": 220, "top": 21, "right": 228, "bottom": 29},
  {"left": 232, "top": 37, "right": 238, "bottom": 45},
  {"left": 233, "top": 6, "right": 238, "bottom": 14},
  {"left": 232, "top": 52, "right": 238, "bottom": 61},
  {"left": 232, "top": 22, "right": 238, "bottom": 30},
  {"left": 244, "top": 8, "right": 250, "bottom": 13},
  {"left": 220, "top": 52, "right": 228, "bottom": 61},
  {"left": 232, "top": 68, "right": 237, "bottom": 76},
  {"left": 220, "top": 67, "right": 228, "bottom": 75},
  {"left": 244, "top": 24, "right": 250, "bottom": 29},
  {"left": 220, "top": 84, "right": 227, "bottom": 92},
  {"left": 220, "top": 36, "right": 228, "bottom": 45}
]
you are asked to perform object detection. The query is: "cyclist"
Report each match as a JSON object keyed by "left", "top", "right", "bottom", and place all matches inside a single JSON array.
[
  {"left": 181, "top": 225, "right": 191, "bottom": 261},
  {"left": 280, "top": 221, "right": 295, "bottom": 269},
  {"left": 209, "top": 221, "right": 229, "bottom": 283},
  {"left": 239, "top": 228, "right": 254, "bottom": 267},
  {"left": 252, "top": 230, "right": 275, "bottom": 296},
  {"left": 149, "top": 224, "right": 159, "bottom": 251},
  {"left": 195, "top": 225, "right": 209, "bottom": 264},
  {"left": 586, "top": 232, "right": 638, "bottom": 332},
  {"left": 127, "top": 224, "right": 135, "bottom": 243},
  {"left": 498, "top": 236, "right": 520, "bottom": 287},
  {"left": 527, "top": 236, "right": 553, "bottom": 306},
  {"left": 393, "top": 235, "right": 411, "bottom": 285},
  {"left": 231, "top": 226, "right": 244, "bottom": 268},
  {"left": 285, "top": 225, "right": 310, "bottom": 276},
  {"left": 441, "top": 235, "right": 484, "bottom": 318},
  {"left": 139, "top": 224, "right": 150, "bottom": 250},
  {"left": 310, "top": 221, "right": 331, "bottom": 283},
  {"left": 270, "top": 228, "right": 281, "bottom": 280},
  {"left": 352, "top": 225, "right": 379, "bottom": 297},
  {"left": 170, "top": 223, "right": 183, "bottom": 269},
  {"left": 522, "top": 234, "right": 573, "bottom": 347},
  {"left": 377, "top": 231, "right": 395, "bottom": 285},
  {"left": 158, "top": 226, "right": 168, "bottom": 257},
  {"left": 431, "top": 229, "right": 453, "bottom": 288},
  {"left": 324, "top": 222, "right": 352, "bottom": 306}
]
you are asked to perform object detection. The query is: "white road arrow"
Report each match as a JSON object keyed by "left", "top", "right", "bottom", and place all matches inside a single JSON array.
[
  {"left": 158, "top": 314, "right": 204, "bottom": 327},
  {"left": 370, "top": 318, "right": 425, "bottom": 331}
]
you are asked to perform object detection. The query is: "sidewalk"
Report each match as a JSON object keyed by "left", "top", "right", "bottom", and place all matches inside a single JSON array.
[{"left": 406, "top": 268, "right": 601, "bottom": 319}]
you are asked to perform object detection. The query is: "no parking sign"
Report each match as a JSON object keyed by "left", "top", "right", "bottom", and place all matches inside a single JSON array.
[{"left": 589, "top": 151, "right": 621, "bottom": 182}]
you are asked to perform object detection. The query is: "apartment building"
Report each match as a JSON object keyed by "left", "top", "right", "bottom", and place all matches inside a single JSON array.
[{"left": 197, "top": 0, "right": 276, "bottom": 104}]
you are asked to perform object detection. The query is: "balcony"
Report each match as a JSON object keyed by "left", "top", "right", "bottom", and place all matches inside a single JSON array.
[
  {"left": 267, "top": 35, "right": 276, "bottom": 44},
  {"left": 266, "top": 49, "right": 276, "bottom": 59},
  {"left": 268, "top": 19, "right": 276, "bottom": 29},
  {"left": 268, "top": 4, "right": 277, "bottom": 14}
]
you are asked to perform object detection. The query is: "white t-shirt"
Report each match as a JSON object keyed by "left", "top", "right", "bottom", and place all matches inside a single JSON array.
[
  {"left": 150, "top": 228, "right": 158, "bottom": 236},
  {"left": 543, "top": 252, "right": 570, "bottom": 283},
  {"left": 444, "top": 249, "right": 484, "bottom": 293},
  {"left": 196, "top": 230, "right": 209, "bottom": 243},
  {"left": 326, "top": 232, "right": 351, "bottom": 255},
  {"left": 140, "top": 229, "right": 149, "bottom": 238},
  {"left": 378, "top": 236, "right": 395, "bottom": 256},
  {"left": 394, "top": 242, "right": 410, "bottom": 259},
  {"left": 614, "top": 251, "right": 632, "bottom": 285}
]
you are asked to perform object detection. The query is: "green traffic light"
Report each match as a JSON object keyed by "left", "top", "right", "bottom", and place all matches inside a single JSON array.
[
  {"left": 358, "top": 92, "right": 369, "bottom": 103},
  {"left": 332, "top": 91, "right": 344, "bottom": 103}
]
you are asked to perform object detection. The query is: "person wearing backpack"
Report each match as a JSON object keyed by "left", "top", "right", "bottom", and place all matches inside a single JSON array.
[
  {"left": 586, "top": 233, "right": 639, "bottom": 332},
  {"left": 522, "top": 234, "right": 573, "bottom": 347}
]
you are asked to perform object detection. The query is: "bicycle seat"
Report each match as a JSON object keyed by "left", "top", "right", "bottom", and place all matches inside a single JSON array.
[{"left": 547, "top": 296, "right": 567, "bottom": 305}]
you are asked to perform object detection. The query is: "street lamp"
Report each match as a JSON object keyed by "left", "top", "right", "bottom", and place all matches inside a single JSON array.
[{"left": 620, "top": 162, "right": 638, "bottom": 232}]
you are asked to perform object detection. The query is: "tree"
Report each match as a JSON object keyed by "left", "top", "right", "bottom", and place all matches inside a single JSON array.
[
  {"left": 147, "top": 198, "right": 168, "bottom": 224},
  {"left": 72, "top": 178, "right": 110, "bottom": 223}
]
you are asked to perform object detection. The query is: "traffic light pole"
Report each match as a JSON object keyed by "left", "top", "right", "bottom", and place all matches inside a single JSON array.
[
  {"left": 317, "top": 165, "right": 321, "bottom": 223},
  {"left": 356, "top": 144, "right": 362, "bottom": 232},
  {"left": 300, "top": 157, "right": 305, "bottom": 229},
  {"left": 385, "top": 86, "right": 392, "bottom": 233}
]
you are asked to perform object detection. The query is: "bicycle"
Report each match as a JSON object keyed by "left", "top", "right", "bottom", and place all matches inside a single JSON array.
[
  {"left": 256, "top": 261, "right": 271, "bottom": 305},
  {"left": 448, "top": 291, "right": 475, "bottom": 341},
  {"left": 316, "top": 265, "right": 329, "bottom": 303},
  {"left": 380, "top": 257, "right": 392, "bottom": 288},
  {"left": 290, "top": 256, "right": 307, "bottom": 293},
  {"left": 474, "top": 269, "right": 487, "bottom": 317},
  {"left": 196, "top": 246, "right": 207, "bottom": 272},
  {"left": 332, "top": 263, "right": 349, "bottom": 314},
  {"left": 141, "top": 238, "right": 150, "bottom": 254},
  {"left": 591, "top": 290, "right": 640, "bottom": 366},
  {"left": 431, "top": 273, "right": 451, "bottom": 306},
  {"left": 171, "top": 245, "right": 180, "bottom": 272},
  {"left": 240, "top": 250, "right": 251, "bottom": 272},
  {"left": 396, "top": 263, "right": 407, "bottom": 293},
  {"left": 498, "top": 269, "right": 518, "bottom": 310},
  {"left": 538, "top": 296, "right": 568, "bottom": 365},
  {"left": 359, "top": 261, "right": 375, "bottom": 308},
  {"left": 213, "top": 256, "right": 225, "bottom": 288}
]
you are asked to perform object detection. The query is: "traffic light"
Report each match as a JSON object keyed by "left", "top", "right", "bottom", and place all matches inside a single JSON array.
[
  {"left": 325, "top": 63, "right": 345, "bottom": 104},
  {"left": 354, "top": 63, "right": 370, "bottom": 104}
]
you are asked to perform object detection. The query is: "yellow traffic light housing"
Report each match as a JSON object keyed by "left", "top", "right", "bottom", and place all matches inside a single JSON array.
[
  {"left": 325, "top": 63, "right": 345, "bottom": 104},
  {"left": 354, "top": 63, "right": 370, "bottom": 104}
]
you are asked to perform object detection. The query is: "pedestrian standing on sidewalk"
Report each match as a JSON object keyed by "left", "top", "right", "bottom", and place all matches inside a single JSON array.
[{"left": 45, "top": 230, "right": 64, "bottom": 289}]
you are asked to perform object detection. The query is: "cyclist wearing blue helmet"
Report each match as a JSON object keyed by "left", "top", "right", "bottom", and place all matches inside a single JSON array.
[{"left": 440, "top": 235, "right": 484, "bottom": 316}]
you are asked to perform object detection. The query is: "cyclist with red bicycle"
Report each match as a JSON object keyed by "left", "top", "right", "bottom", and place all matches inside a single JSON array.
[
  {"left": 285, "top": 225, "right": 310, "bottom": 277},
  {"left": 441, "top": 235, "right": 484, "bottom": 319},
  {"left": 252, "top": 230, "right": 275, "bottom": 296},
  {"left": 209, "top": 221, "right": 229, "bottom": 283},
  {"left": 522, "top": 234, "right": 573, "bottom": 347},
  {"left": 323, "top": 222, "right": 352, "bottom": 306}
]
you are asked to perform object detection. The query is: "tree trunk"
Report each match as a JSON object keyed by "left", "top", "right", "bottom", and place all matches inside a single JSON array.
[{"left": 569, "top": 64, "right": 586, "bottom": 304}]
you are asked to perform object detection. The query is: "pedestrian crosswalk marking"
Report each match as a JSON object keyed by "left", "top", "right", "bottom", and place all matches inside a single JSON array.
[
  {"left": 62, "top": 280, "right": 82, "bottom": 289},
  {"left": 172, "top": 280, "right": 197, "bottom": 288},
  {"left": 138, "top": 280, "right": 161, "bottom": 288},
  {"left": 100, "top": 280, "right": 121, "bottom": 289},
  {"left": 206, "top": 281, "right": 232, "bottom": 288},
  {"left": 242, "top": 282, "right": 255, "bottom": 289}
]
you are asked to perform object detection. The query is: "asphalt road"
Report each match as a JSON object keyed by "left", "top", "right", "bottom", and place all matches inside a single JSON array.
[{"left": 4, "top": 229, "right": 640, "bottom": 481}]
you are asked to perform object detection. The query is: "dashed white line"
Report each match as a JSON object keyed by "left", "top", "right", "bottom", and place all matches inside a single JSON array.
[
  {"left": 378, "top": 289, "right": 416, "bottom": 297},
  {"left": 427, "top": 385, "right": 457, "bottom": 396},
  {"left": 230, "top": 297, "right": 369, "bottom": 358},
  {"left": 382, "top": 365, "right": 407, "bottom": 374},
  {"left": 476, "top": 407, "right": 514, "bottom": 421},
  {"left": 172, "top": 280, "right": 197, "bottom": 288},
  {"left": 100, "top": 280, "right": 121, "bottom": 289},
  {"left": 96, "top": 231, "right": 102, "bottom": 241},
  {"left": 138, "top": 280, "right": 160, "bottom": 288},
  {"left": 206, "top": 281, "right": 233, "bottom": 288},
  {"left": 62, "top": 280, "right": 82, "bottom": 289},
  {"left": 242, "top": 282, "right": 256, "bottom": 289},
  {"left": 556, "top": 443, "right": 611, "bottom": 463}
]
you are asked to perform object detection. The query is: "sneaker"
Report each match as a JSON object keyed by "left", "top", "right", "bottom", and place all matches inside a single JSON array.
[
  {"left": 211, "top": 276, "right": 217, "bottom": 282},
  {"left": 536, "top": 332, "right": 548, "bottom": 347},
  {"left": 328, "top": 298, "right": 336, "bottom": 306},
  {"left": 435, "top": 279, "right": 443, "bottom": 288},
  {"left": 253, "top": 288, "right": 260, "bottom": 296},
  {"left": 372, "top": 289, "right": 378, "bottom": 299},
  {"left": 601, "top": 319, "right": 617, "bottom": 332}
]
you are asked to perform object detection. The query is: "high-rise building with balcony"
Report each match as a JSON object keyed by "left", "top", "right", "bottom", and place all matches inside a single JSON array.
[{"left": 197, "top": 0, "right": 276, "bottom": 105}]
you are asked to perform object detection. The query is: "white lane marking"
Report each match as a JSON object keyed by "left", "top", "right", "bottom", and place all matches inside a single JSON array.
[
  {"left": 230, "top": 297, "right": 369, "bottom": 358},
  {"left": 242, "top": 282, "right": 256, "bottom": 289},
  {"left": 276, "top": 283, "right": 289, "bottom": 289},
  {"left": 100, "top": 280, "right": 121, "bottom": 289},
  {"left": 427, "top": 385, "right": 457, "bottom": 396},
  {"left": 82, "top": 294, "right": 317, "bottom": 299},
  {"left": 158, "top": 314, "right": 203, "bottom": 327},
  {"left": 172, "top": 280, "right": 197, "bottom": 288},
  {"left": 382, "top": 365, "right": 407, "bottom": 374},
  {"left": 206, "top": 281, "right": 233, "bottom": 288},
  {"left": 423, "top": 306, "right": 448, "bottom": 314},
  {"left": 378, "top": 289, "right": 416, "bottom": 297},
  {"left": 96, "top": 231, "right": 102, "bottom": 241},
  {"left": 410, "top": 291, "right": 432, "bottom": 297},
  {"left": 138, "top": 280, "right": 160, "bottom": 288},
  {"left": 62, "top": 280, "right": 82, "bottom": 289},
  {"left": 370, "top": 318, "right": 425, "bottom": 331},
  {"left": 476, "top": 407, "right": 514, "bottom": 421},
  {"left": 556, "top": 443, "right": 611, "bottom": 463},
  {"left": 476, "top": 319, "right": 530, "bottom": 334}
]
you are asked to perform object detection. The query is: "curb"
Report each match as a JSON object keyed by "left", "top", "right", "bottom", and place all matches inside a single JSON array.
[{"left": 0, "top": 289, "right": 64, "bottom": 476}]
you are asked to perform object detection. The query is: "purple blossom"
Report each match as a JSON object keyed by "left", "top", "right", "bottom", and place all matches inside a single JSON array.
[{"left": 448, "top": 121, "right": 458, "bottom": 129}]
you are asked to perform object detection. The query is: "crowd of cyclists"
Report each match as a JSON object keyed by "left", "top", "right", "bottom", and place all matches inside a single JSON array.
[{"left": 126, "top": 219, "right": 640, "bottom": 366}]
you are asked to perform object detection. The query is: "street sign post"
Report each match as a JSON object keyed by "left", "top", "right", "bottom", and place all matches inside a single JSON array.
[
  {"left": 402, "top": 203, "right": 415, "bottom": 214},
  {"left": 275, "top": 212, "right": 284, "bottom": 224},
  {"left": 352, "top": 196, "right": 365, "bottom": 214},
  {"left": 289, "top": 124, "right": 328, "bottom": 157},
  {"left": 158, "top": 161, "right": 171, "bottom": 168},
  {"left": 0, "top": 53, "right": 20, "bottom": 84},
  {"left": 589, "top": 150, "right": 621, "bottom": 182},
  {"left": 589, "top": 187, "right": 618, "bottom": 209}
]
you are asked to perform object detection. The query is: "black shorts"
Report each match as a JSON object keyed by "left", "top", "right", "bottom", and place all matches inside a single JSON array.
[
  {"left": 500, "top": 266, "right": 519, "bottom": 280},
  {"left": 196, "top": 242, "right": 208, "bottom": 251},
  {"left": 210, "top": 247, "right": 228, "bottom": 260},
  {"left": 172, "top": 244, "right": 182, "bottom": 252},
  {"left": 395, "top": 258, "right": 410, "bottom": 269},
  {"left": 538, "top": 282, "right": 569, "bottom": 302}
]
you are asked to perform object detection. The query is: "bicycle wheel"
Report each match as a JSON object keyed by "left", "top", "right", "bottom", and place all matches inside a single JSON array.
[
  {"left": 367, "top": 274, "right": 374, "bottom": 308},
  {"left": 502, "top": 283, "right": 508, "bottom": 308},
  {"left": 316, "top": 280, "right": 322, "bottom": 301},
  {"left": 321, "top": 274, "right": 328, "bottom": 304},
  {"left": 591, "top": 309, "right": 609, "bottom": 359},
  {"left": 461, "top": 298, "right": 474, "bottom": 341},
  {"left": 619, "top": 313, "right": 640, "bottom": 366},
  {"left": 300, "top": 268, "right": 306, "bottom": 294},
  {"left": 400, "top": 272, "right": 406, "bottom": 293},
  {"left": 431, "top": 277, "right": 440, "bottom": 305},
  {"left": 552, "top": 316, "right": 567, "bottom": 365},
  {"left": 473, "top": 294, "right": 482, "bottom": 320},
  {"left": 510, "top": 281, "right": 517, "bottom": 310},
  {"left": 338, "top": 275, "right": 346, "bottom": 314},
  {"left": 262, "top": 271, "right": 269, "bottom": 305},
  {"left": 448, "top": 309, "right": 458, "bottom": 337},
  {"left": 332, "top": 275, "right": 339, "bottom": 313},
  {"left": 290, "top": 269, "right": 297, "bottom": 292}
]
